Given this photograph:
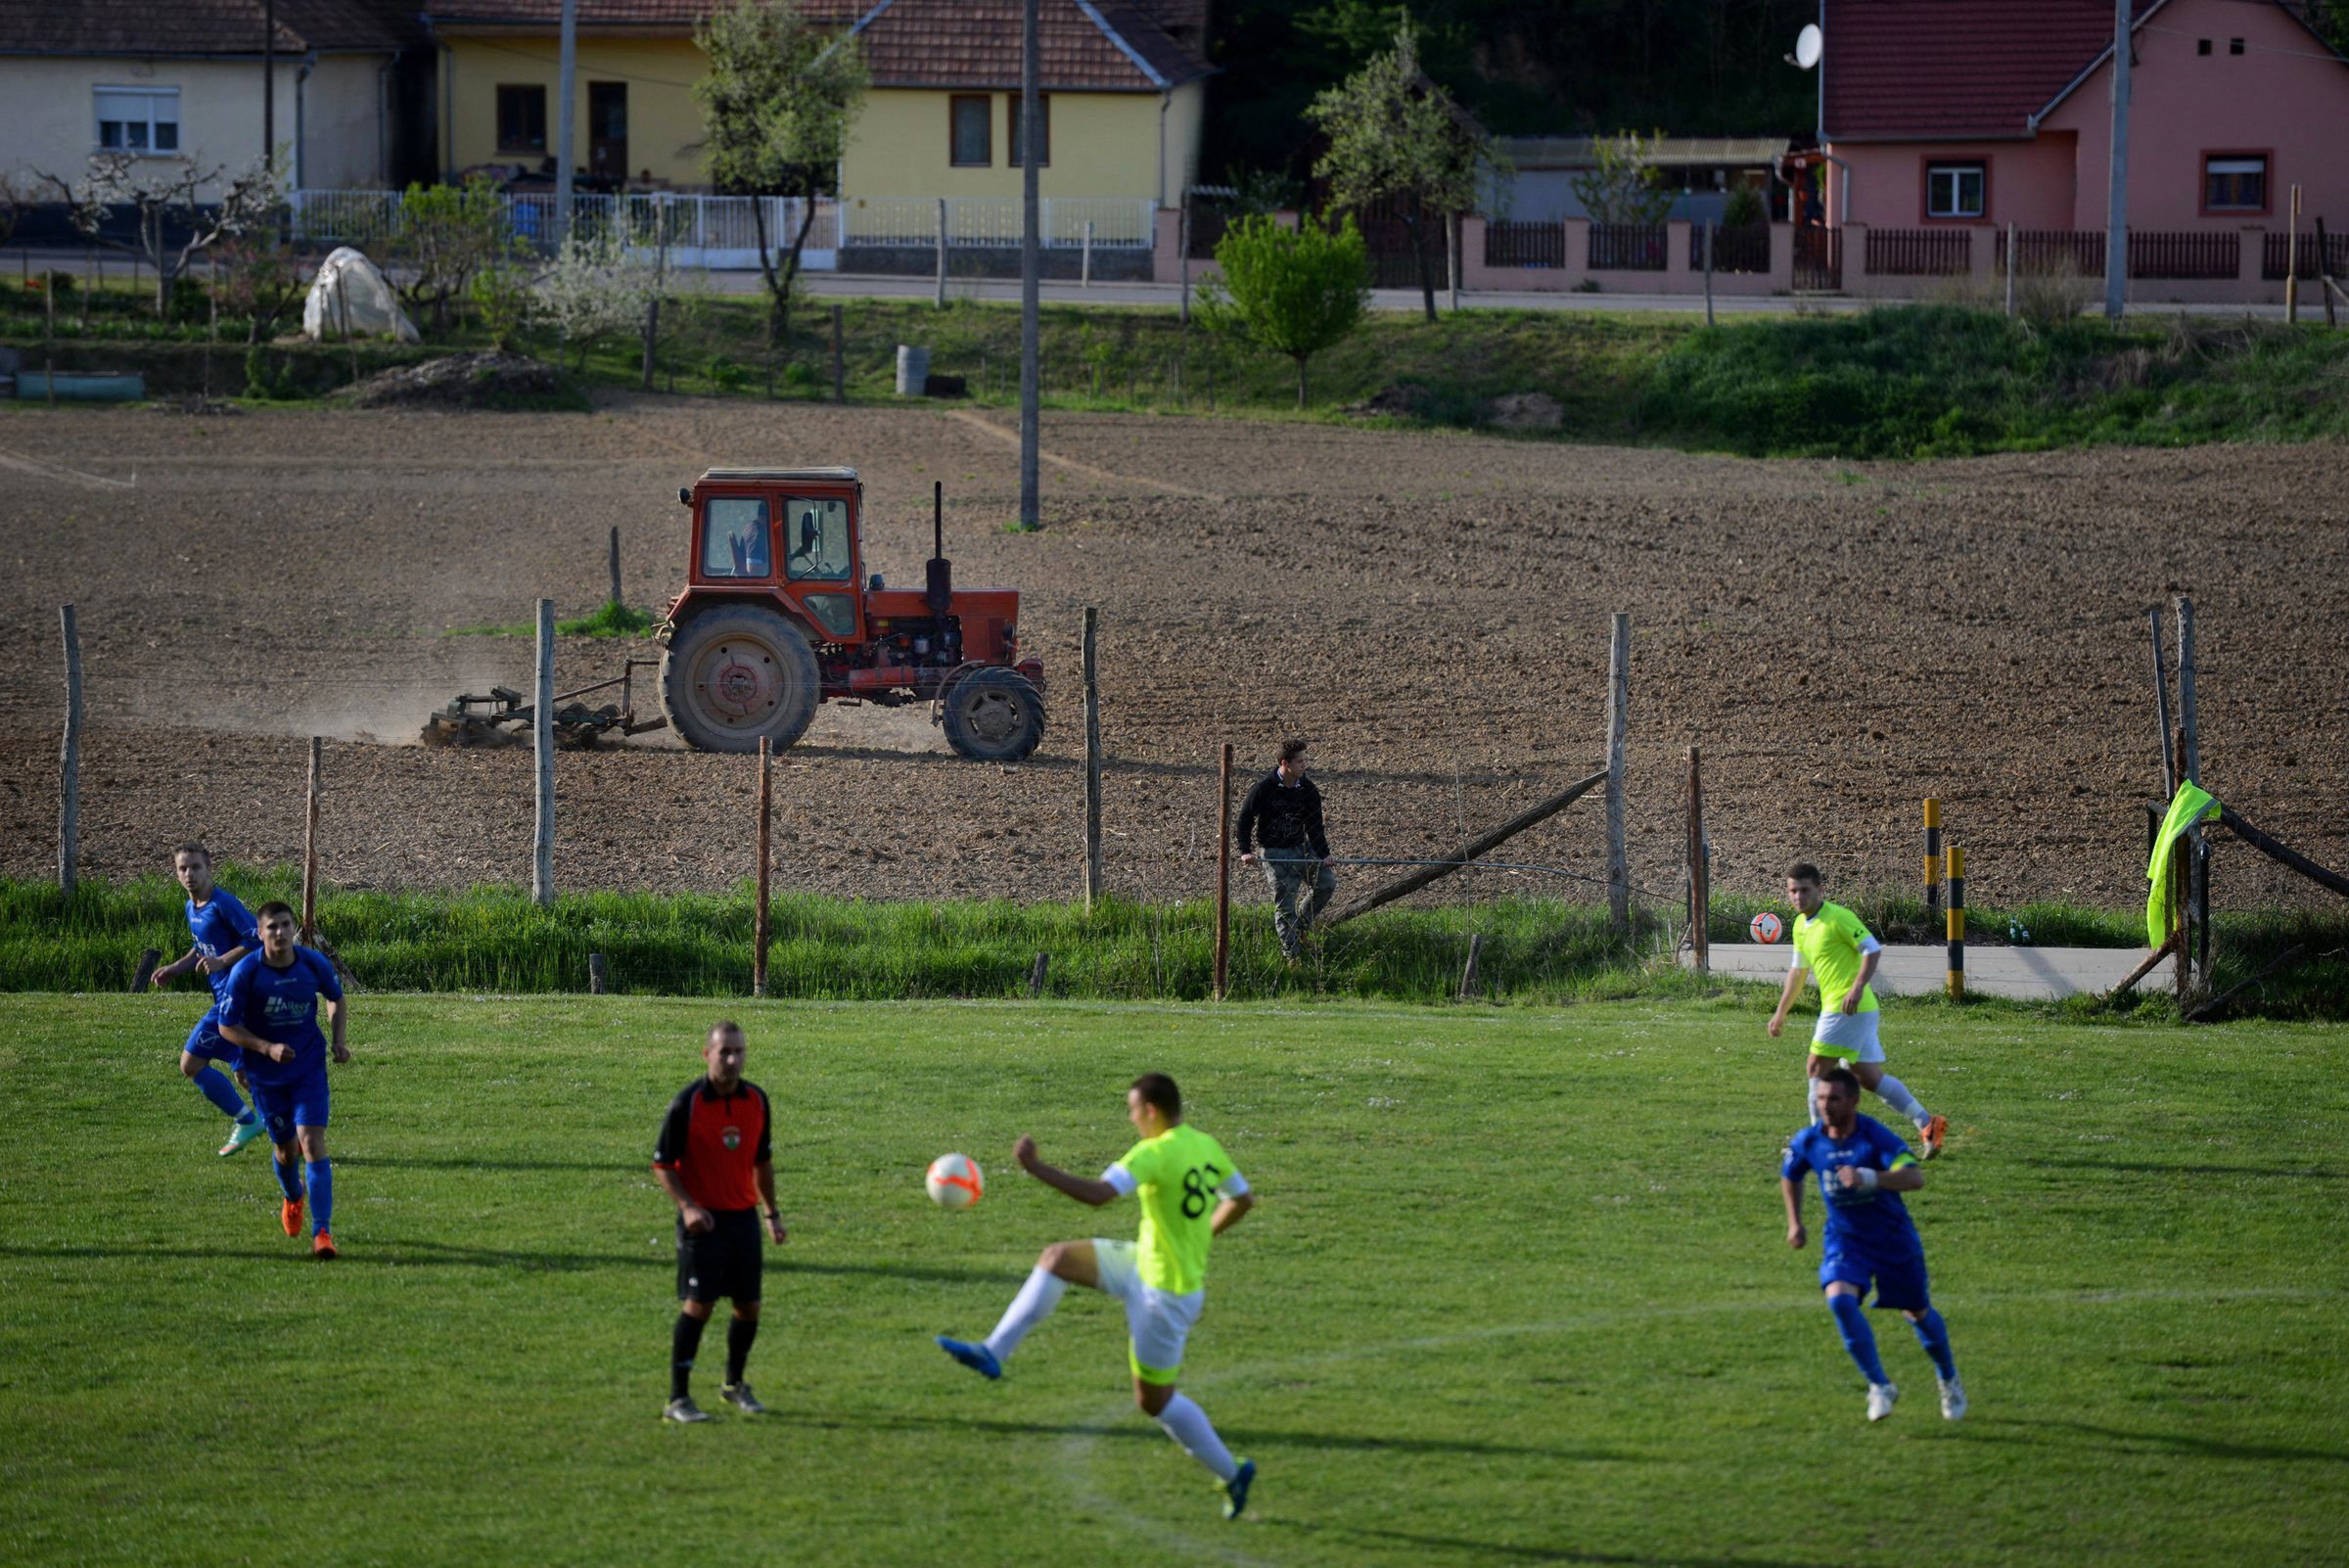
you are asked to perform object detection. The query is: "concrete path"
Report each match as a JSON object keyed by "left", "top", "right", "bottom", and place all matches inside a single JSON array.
[{"left": 1688, "top": 943, "right": 2173, "bottom": 1002}]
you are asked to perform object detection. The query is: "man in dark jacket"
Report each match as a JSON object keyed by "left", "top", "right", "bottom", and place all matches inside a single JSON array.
[{"left": 1237, "top": 737, "right": 1336, "bottom": 960}]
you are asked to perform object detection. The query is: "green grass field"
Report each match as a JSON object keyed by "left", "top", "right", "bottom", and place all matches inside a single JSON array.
[{"left": 4, "top": 993, "right": 2344, "bottom": 1567}]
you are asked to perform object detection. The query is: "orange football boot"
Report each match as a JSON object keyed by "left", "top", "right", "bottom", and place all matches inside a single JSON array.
[
  {"left": 1920, "top": 1114, "right": 1950, "bottom": 1159},
  {"left": 281, "top": 1197, "right": 304, "bottom": 1237},
  {"left": 312, "top": 1231, "right": 338, "bottom": 1261}
]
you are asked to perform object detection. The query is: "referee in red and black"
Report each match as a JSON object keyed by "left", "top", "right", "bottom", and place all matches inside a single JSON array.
[{"left": 652, "top": 1021, "right": 787, "bottom": 1422}]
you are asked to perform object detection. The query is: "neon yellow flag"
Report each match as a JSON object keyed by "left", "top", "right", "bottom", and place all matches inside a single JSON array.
[{"left": 2145, "top": 781, "right": 2222, "bottom": 947}]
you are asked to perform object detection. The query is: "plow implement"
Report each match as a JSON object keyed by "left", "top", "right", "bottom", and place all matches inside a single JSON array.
[{"left": 422, "top": 660, "right": 668, "bottom": 749}]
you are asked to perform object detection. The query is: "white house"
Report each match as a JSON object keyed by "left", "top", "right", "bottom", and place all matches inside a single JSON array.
[{"left": 0, "top": 0, "right": 435, "bottom": 209}]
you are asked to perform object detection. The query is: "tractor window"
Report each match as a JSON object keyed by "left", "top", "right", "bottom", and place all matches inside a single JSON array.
[
  {"left": 702, "top": 496, "right": 771, "bottom": 578},
  {"left": 781, "top": 496, "right": 852, "bottom": 582}
]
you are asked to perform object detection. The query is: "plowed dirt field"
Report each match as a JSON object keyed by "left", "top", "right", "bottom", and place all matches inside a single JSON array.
[{"left": 3, "top": 397, "right": 2342, "bottom": 915}]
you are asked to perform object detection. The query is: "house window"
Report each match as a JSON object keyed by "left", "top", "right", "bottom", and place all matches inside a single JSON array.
[
  {"left": 1925, "top": 163, "right": 1986, "bottom": 219},
  {"left": 2203, "top": 155, "right": 2268, "bottom": 212},
  {"left": 497, "top": 85, "right": 548, "bottom": 153},
  {"left": 95, "top": 87, "right": 179, "bottom": 153},
  {"left": 949, "top": 95, "right": 991, "bottom": 166},
  {"left": 1008, "top": 93, "right": 1050, "bottom": 167}
]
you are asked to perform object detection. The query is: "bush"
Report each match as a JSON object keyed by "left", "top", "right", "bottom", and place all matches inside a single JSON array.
[{"left": 1197, "top": 213, "right": 1372, "bottom": 407}]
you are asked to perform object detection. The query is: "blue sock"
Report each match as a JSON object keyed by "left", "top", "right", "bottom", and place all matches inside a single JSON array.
[
  {"left": 1828, "top": 1294, "right": 1889, "bottom": 1385},
  {"left": 191, "top": 1066, "right": 247, "bottom": 1121},
  {"left": 305, "top": 1161, "right": 334, "bottom": 1233},
  {"left": 1911, "top": 1308, "right": 1957, "bottom": 1379},
  {"left": 272, "top": 1152, "right": 304, "bottom": 1203}
]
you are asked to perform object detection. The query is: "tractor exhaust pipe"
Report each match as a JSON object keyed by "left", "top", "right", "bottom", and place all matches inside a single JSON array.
[{"left": 926, "top": 480, "right": 952, "bottom": 616}]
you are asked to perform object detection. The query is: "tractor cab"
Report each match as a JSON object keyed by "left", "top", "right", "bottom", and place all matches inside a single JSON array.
[{"left": 660, "top": 467, "right": 1045, "bottom": 761}]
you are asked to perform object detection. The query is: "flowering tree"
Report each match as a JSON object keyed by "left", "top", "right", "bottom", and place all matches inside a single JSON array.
[
  {"left": 36, "top": 152, "right": 281, "bottom": 317},
  {"left": 535, "top": 227, "right": 658, "bottom": 370}
]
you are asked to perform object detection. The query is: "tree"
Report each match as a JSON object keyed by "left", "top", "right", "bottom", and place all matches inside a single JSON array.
[
  {"left": 390, "top": 177, "right": 518, "bottom": 338},
  {"left": 1569, "top": 131, "right": 1674, "bottom": 227},
  {"left": 1307, "top": 22, "right": 1499, "bottom": 322},
  {"left": 207, "top": 236, "right": 304, "bottom": 344},
  {"left": 36, "top": 152, "right": 280, "bottom": 318},
  {"left": 694, "top": 0, "right": 867, "bottom": 350},
  {"left": 536, "top": 226, "right": 659, "bottom": 371},
  {"left": 1197, "top": 213, "right": 1371, "bottom": 407}
]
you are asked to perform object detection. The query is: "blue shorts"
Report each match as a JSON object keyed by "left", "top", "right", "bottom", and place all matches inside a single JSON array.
[
  {"left": 1820, "top": 1239, "right": 1931, "bottom": 1313},
  {"left": 181, "top": 1006, "right": 241, "bottom": 1066},
  {"left": 250, "top": 1068, "right": 331, "bottom": 1140}
]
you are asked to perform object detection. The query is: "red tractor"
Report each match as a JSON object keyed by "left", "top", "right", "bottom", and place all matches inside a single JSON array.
[{"left": 658, "top": 467, "right": 1047, "bottom": 761}]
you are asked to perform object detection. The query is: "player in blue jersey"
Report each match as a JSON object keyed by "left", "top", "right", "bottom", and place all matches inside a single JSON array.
[
  {"left": 218, "top": 901, "right": 350, "bottom": 1260},
  {"left": 150, "top": 843, "right": 268, "bottom": 1156},
  {"left": 1781, "top": 1067, "right": 1965, "bottom": 1423}
]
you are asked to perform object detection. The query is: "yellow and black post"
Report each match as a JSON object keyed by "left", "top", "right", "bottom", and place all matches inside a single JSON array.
[
  {"left": 1946, "top": 844, "right": 1966, "bottom": 1000},
  {"left": 1923, "top": 799, "right": 1944, "bottom": 927}
]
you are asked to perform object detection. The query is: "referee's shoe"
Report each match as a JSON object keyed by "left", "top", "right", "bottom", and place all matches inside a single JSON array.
[{"left": 664, "top": 1397, "right": 714, "bottom": 1423}]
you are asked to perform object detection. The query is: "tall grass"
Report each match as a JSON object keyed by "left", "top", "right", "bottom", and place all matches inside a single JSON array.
[{"left": 7, "top": 872, "right": 2341, "bottom": 1017}]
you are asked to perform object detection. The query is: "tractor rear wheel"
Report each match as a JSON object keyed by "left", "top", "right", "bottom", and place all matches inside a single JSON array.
[
  {"left": 662, "top": 606, "right": 822, "bottom": 755},
  {"left": 940, "top": 667, "right": 1045, "bottom": 761}
]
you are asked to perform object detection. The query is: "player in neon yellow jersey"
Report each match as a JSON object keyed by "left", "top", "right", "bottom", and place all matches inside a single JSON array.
[
  {"left": 936, "top": 1072, "right": 1260, "bottom": 1519},
  {"left": 1768, "top": 862, "right": 1949, "bottom": 1156}
]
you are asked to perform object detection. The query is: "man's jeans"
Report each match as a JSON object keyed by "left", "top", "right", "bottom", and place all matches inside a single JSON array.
[{"left": 1260, "top": 847, "right": 1336, "bottom": 957}]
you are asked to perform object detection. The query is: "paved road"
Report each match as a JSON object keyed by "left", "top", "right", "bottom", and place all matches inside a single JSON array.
[
  {"left": 1689, "top": 942, "right": 2172, "bottom": 1002},
  {"left": 10, "top": 246, "right": 2295, "bottom": 319}
]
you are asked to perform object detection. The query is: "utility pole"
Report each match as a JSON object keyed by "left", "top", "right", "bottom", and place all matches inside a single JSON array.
[
  {"left": 2103, "top": 0, "right": 2131, "bottom": 321},
  {"left": 263, "top": 0, "right": 276, "bottom": 169},
  {"left": 556, "top": 0, "right": 578, "bottom": 251},
  {"left": 1017, "top": 0, "right": 1041, "bottom": 530}
]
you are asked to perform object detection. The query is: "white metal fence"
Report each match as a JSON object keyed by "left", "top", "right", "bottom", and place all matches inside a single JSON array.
[
  {"left": 289, "top": 190, "right": 1159, "bottom": 269},
  {"left": 290, "top": 189, "right": 843, "bottom": 270},
  {"left": 839, "top": 196, "right": 1156, "bottom": 249}
]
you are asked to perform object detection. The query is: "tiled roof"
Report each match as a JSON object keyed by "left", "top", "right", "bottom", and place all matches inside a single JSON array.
[
  {"left": 426, "top": 0, "right": 1211, "bottom": 87},
  {"left": 853, "top": 0, "right": 1209, "bottom": 89},
  {"left": 0, "top": 0, "right": 425, "bottom": 55},
  {"left": 1821, "top": 0, "right": 2115, "bottom": 141}
]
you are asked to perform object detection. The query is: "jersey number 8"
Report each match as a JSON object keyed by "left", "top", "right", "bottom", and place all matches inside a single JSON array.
[{"left": 1179, "top": 1165, "right": 1223, "bottom": 1219}]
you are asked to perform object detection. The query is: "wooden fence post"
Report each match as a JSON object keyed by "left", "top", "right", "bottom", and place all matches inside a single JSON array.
[
  {"left": 1457, "top": 932, "right": 1483, "bottom": 999},
  {"left": 533, "top": 598, "right": 554, "bottom": 907},
  {"left": 589, "top": 951, "right": 610, "bottom": 994},
  {"left": 2176, "top": 596, "right": 2202, "bottom": 987},
  {"left": 132, "top": 948, "right": 162, "bottom": 992},
  {"left": 1215, "top": 741, "right": 1232, "bottom": 1000},
  {"left": 58, "top": 604, "right": 81, "bottom": 896},
  {"left": 831, "top": 303, "right": 846, "bottom": 403},
  {"left": 608, "top": 526, "right": 622, "bottom": 607},
  {"left": 1029, "top": 951, "right": 1050, "bottom": 996},
  {"left": 2149, "top": 606, "right": 2176, "bottom": 796},
  {"left": 1604, "top": 613, "right": 1631, "bottom": 933},
  {"left": 1082, "top": 607, "right": 1103, "bottom": 911},
  {"left": 1687, "top": 746, "right": 1708, "bottom": 973},
  {"left": 754, "top": 736, "right": 771, "bottom": 997},
  {"left": 1923, "top": 798, "right": 1943, "bottom": 929},
  {"left": 300, "top": 737, "right": 322, "bottom": 941},
  {"left": 2286, "top": 184, "right": 2302, "bottom": 324},
  {"left": 1946, "top": 844, "right": 1965, "bottom": 1000}
]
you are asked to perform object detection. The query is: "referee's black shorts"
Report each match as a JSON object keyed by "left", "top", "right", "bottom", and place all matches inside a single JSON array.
[{"left": 676, "top": 1208, "right": 762, "bottom": 1305}]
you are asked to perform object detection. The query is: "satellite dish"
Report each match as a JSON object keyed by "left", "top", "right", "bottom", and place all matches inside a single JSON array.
[{"left": 1792, "top": 23, "right": 1822, "bottom": 69}]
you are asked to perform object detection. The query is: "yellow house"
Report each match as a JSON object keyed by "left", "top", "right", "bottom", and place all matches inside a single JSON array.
[{"left": 422, "top": 0, "right": 1211, "bottom": 203}]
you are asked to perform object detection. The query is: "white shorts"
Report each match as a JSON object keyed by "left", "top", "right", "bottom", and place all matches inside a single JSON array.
[
  {"left": 1811, "top": 1007, "right": 1884, "bottom": 1062},
  {"left": 1093, "top": 1237, "right": 1204, "bottom": 1384}
]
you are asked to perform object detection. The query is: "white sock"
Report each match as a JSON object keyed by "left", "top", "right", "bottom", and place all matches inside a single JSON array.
[
  {"left": 982, "top": 1268, "right": 1067, "bottom": 1360},
  {"left": 1807, "top": 1079, "right": 1823, "bottom": 1127},
  {"left": 1154, "top": 1392, "right": 1239, "bottom": 1482},
  {"left": 1874, "top": 1073, "right": 1929, "bottom": 1127}
]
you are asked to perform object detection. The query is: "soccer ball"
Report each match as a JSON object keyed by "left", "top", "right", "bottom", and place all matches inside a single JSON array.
[
  {"left": 926, "top": 1153, "right": 984, "bottom": 1211},
  {"left": 1750, "top": 911, "right": 1783, "bottom": 944}
]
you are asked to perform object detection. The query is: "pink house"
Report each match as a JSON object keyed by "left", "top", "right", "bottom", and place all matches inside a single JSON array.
[{"left": 1820, "top": 0, "right": 2349, "bottom": 244}]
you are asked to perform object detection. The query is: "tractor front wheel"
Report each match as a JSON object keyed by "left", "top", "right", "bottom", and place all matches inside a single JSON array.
[
  {"left": 940, "top": 667, "right": 1046, "bottom": 761},
  {"left": 662, "top": 606, "right": 822, "bottom": 755}
]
